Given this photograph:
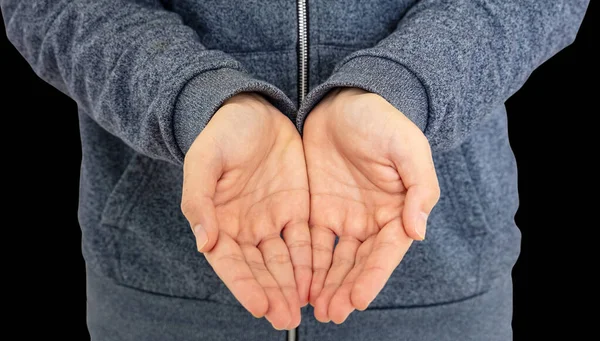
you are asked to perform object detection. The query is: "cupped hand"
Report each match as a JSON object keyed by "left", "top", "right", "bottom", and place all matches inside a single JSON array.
[
  {"left": 181, "top": 93, "right": 311, "bottom": 330},
  {"left": 302, "top": 88, "right": 440, "bottom": 324}
]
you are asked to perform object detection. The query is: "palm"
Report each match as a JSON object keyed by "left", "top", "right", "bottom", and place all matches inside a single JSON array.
[
  {"left": 308, "top": 140, "right": 407, "bottom": 241},
  {"left": 211, "top": 106, "right": 309, "bottom": 244},
  {"left": 213, "top": 135, "right": 308, "bottom": 244},
  {"left": 303, "top": 88, "right": 438, "bottom": 324},
  {"left": 182, "top": 94, "right": 310, "bottom": 330}
]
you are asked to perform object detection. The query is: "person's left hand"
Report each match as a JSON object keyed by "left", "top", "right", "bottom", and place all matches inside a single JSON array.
[{"left": 302, "top": 88, "right": 440, "bottom": 323}]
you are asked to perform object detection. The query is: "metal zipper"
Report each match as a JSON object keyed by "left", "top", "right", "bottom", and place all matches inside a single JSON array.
[
  {"left": 287, "top": 327, "right": 297, "bottom": 341},
  {"left": 289, "top": 0, "right": 307, "bottom": 338},
  {"left": 297, "top": 0, "right": 309, "bottom": 107}
]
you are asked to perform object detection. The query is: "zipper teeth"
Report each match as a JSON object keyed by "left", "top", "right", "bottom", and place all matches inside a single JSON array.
[
  {"left": 289, "top": 2, "right": 307, "bottom": 340},
  {"left": 288, "top": 328, "right": 297, "bottom": 341},
  {"left": 297, "top": 0, "right": 308, "bottom": 103}
]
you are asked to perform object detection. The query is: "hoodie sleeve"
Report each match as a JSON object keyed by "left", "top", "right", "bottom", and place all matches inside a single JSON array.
[
  {"left": 1, "top": 0, "right": 295, "bottom": 164},
  {"left": 296, "top": 1, "right": 589, "bottom": 151}
]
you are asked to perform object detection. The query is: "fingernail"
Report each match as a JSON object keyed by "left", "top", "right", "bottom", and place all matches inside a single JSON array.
[
  {"left": 416, "top": 212, "right": 428, "bottom": 240},
  {"left": 193, "top": 224, "right": 208, "bottom": 251}
]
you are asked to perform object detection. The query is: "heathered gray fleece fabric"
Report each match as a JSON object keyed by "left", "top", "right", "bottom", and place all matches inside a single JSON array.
[{"left": 2, "top": 0, "right": 588, "bottom": 340}]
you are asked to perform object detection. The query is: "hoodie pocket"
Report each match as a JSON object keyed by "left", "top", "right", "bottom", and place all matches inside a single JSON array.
[
  {"left": 99, "top": 154, "right": 236, "bottom": 303},
  {"left": 100, "top": 153, "right": 156, "bottom": 228},
  {"left": 439, "top": 147, "right": 490, "bottom": 240},
  {"left": 370, "top": 146, "right": 490, "bottom": 307}
]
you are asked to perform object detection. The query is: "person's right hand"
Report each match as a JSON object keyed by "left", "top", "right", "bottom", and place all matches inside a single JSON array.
[{"left": 181, "top": 93, "right": 311, "bottom": 330}]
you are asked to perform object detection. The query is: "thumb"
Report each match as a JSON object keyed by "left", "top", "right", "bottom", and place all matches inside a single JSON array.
[
  {"left": 391, "top": 131, "right": 440, "bottom": 241},
  {"left": 402, "top": 185, "right": 439, "bottom": 240},
  {"left": 182, "top": 195, "right": 220, "bottom": 253},
  {"left": 181, "top": 141, "right": 223, "bottom": 253}
]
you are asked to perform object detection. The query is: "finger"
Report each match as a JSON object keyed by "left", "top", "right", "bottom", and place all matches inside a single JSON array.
[
  {"left": 282, "top": 221, "right": 312, "bottom": 307},
  {"left": 390, "top": 133, "right": 440, "bottom": 241},
  {"left": 350, "top": 218, "right": 412, "bottom": 311},
  {"left": 240, "top": 244, "right": 292, "bottom": 330},
  {"left": 309, "top": 225, "right": 336, "bottom": 306},
  {"left": 204, "top": 232, "right": 268, "bottom": 318},
  {"left": 328, "top": 237, "right": 375, "bottom": 324},
  {"left": 403, "top": 184, "right": 439, "bottom": 240},
  {"left": 181, "top": 142, "right": 223, "bottom": 252},
  {"left": 257, "top": 235, "right": 301, "bottom": 329},
  {"left": 314, "top": 236, "right": 360, "bottom": 323}
]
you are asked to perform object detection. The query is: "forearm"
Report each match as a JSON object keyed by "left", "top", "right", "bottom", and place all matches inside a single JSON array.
[
  {"left": 2, "top": 0, "right": 295, "bottom": 163},
  {"left": 297, "top": 0, "right": 589, "bottom": 150}
]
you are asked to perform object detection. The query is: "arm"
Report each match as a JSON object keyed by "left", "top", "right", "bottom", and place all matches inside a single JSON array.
[
  {"left": 1, "top": 0, "right": 295, "bottom": 163},
  {"left": 300, "top": 1, "right": 588, "bottom": 323},
  {"left": 3, "top": 2, "right": 310, "bottom": 328},
  {"left": 297, "top": 0, "right": 589, "bottom": 150}
]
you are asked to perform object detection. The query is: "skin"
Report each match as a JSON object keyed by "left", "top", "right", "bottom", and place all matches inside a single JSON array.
[
  {"left": 302, "top": 88, "right": 440, "bottom": 324},
  {"left": 181, "top": 88, "right": 440, "bottom": 329},
  {"left": 181, "top": 93, "right": 311, "bottom": 330}
]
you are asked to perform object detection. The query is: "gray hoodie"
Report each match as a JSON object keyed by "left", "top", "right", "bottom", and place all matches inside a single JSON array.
[{"left": 2, "top": 1, "right": 588, "bottom": 340}]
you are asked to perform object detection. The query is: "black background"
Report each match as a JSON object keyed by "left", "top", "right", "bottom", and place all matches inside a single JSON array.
[{"left": 1, "top": 3, "right": 595, "bottom": 340}]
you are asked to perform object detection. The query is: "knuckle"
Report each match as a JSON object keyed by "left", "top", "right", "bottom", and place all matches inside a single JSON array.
[
  {"left": 313, "top": 266, "right": 329, "bottom": 273},
  {"left": 420, "top": 184, "right": 441, "bottom": 205},
  {"left": 180, "top": 198, "right": 197, "bottom": 217},
  {"left": 217, "top": 253, "right": 246, "bottom": 264},
  {"left": 293, "top": 264, "right": 312, "bottom": 271},
  {"left": 312, "top": 243, "right": 333, "bottom": 254},
  {"left": 287, "top": 239, "right": 311, "bottom": 250},
  {"left": 246, "top": 260, "right": 268, "bottom": 272},
  {"left": 265, "top": 253, "right": 291, "bottom": 265},
  {"left": 355, "top": 255, "right": 367, "bottom": 265},
  {"left": 332, "top": 258, "right": 355, "bottom": 268},
  {"left": 231, "top": 275, "right": 255, "bottom": 286},
  {"left": 279, "top": 284, "right": 297, "bottom": 292},
  {"left": 375, "top": 239, "right": 400, "bottom": 249},
  {"left": 429, "top": 184, "right": 441, "bottom": 202},
  {"left": 364, "top": 264, "right": 386, "bottom": 275}
]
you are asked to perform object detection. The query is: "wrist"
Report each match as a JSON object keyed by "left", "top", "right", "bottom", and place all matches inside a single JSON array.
[
  {"left": 208, "top": 93, "right": 294, "bottom": 143},
  {"left": 307, "top": 87, "right": 377, "bottom": 124},
  {"left": 173, "top": 69, "right": 296, "bottom": 160},
  {"left": 221, "top": 92, "right": 268, "bottom": 108},
  {"left": 220, "top": 92, "right": 287, "bottom": 120}
]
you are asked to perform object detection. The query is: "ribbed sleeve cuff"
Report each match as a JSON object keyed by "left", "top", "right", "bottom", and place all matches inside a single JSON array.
[
  {"left": 296, "top": 56, "right": 429, "bottom": 134},
  {"left": 173, "top": 67, "right": 296, "bottom": 158}
]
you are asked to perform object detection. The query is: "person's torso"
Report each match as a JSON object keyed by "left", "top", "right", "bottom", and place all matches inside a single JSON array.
[{"left": 78, "top": 0, "right": 521, "bottom": 309}]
